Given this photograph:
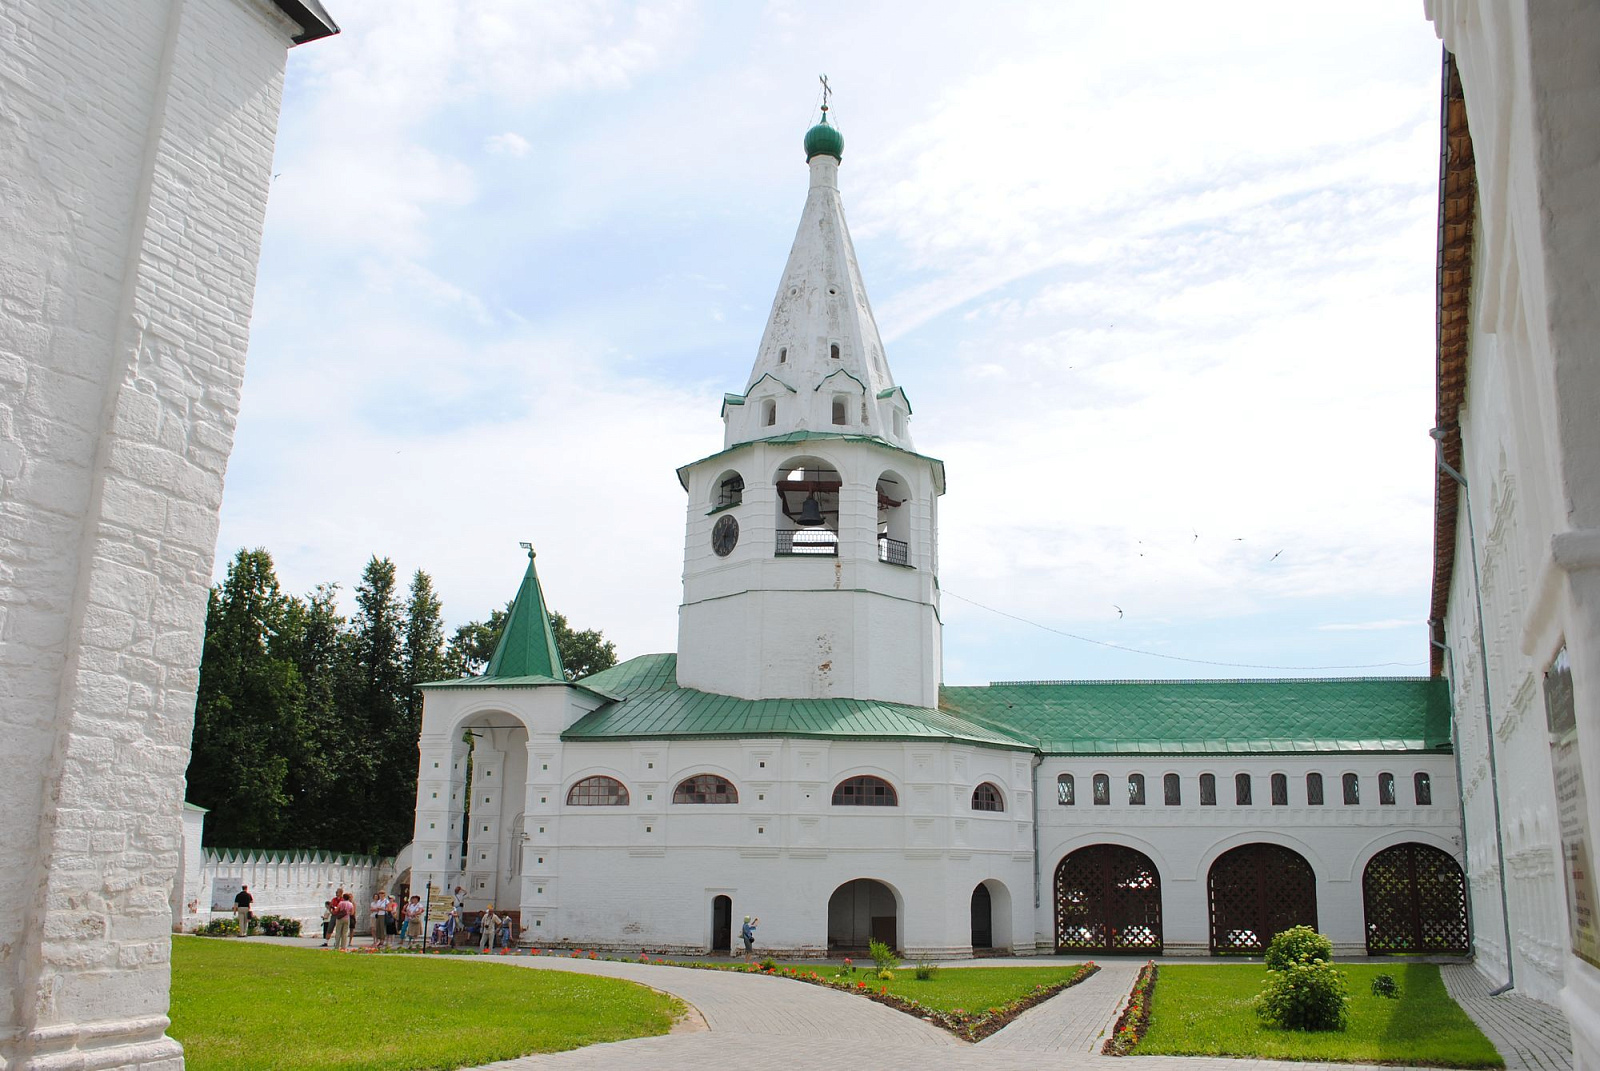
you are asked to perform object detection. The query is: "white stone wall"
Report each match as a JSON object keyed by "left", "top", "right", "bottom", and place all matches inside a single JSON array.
[
  {"left": 0, "top": 1, "right": 298, "bottom": 1067},
  {"left": 1040, "top": 754, "right": 1464, "bottom": 955},
  {"left": 186, "top": 850, "right": 395, "bottom": 936},
  {"left": 1427, "top": 1, "right": 1600, "bottom": 1064}
]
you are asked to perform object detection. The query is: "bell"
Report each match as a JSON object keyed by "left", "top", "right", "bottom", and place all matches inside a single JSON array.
[{"left": 796, "top": 492, "right": 825, "bottom": 527}]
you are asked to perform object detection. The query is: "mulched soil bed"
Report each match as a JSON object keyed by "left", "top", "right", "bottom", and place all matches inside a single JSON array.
[{"left": 1102, "top": 960, "right": 1157, "bottom": 1055}]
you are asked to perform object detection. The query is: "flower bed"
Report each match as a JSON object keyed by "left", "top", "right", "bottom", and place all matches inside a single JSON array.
[{"left": 1102, "top": 960, "right": 1157, "bottom": 1056}]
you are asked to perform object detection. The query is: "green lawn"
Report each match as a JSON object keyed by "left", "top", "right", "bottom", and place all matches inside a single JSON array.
[
  {"left": 831, "top": 964, "right": 1092, "bottom": 1013},
  {"left": 169, "top": 938, "right": 681, "bottom": 1071},
  {"left": 1137, "top": 963, "right": 1502, "bottom": 1067}
]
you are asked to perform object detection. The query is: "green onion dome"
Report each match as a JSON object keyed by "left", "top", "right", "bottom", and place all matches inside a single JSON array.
[{"left": 804, "top": 117, "right": 844, "bottom": 162}]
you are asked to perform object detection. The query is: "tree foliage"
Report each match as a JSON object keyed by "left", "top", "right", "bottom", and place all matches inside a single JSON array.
[{"left": 185, "top": 548, "right": 616, "bottom": 856}]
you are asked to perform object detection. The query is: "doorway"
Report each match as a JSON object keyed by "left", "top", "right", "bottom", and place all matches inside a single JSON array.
[
  {"left": 827, "top": 878, "right": 898, "bottom": 952},
  {"left": 711, "top": 895, "right": 732, "bottom": 953},
  {"left": 971, "top": 884, "right": 993, "bottom": 949}
]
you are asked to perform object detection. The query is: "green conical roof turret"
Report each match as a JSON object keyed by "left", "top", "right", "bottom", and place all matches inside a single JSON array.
[
  {"left": 483, "top": 547, "right": 566, "bottom": 681},
  {"left": 804, "top": 108, "right": 843, "bottom": 162}
]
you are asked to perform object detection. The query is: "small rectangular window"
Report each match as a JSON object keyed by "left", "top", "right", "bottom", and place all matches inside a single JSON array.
[
  {"left": 1271, "top": 773, "right": 1288, "bottom": 806},
  {"left": 1163, "top": 773, "right": 1180, "bottom": 806},
  {"left": 1414, "top": 772, "right": 1432, "bottom": 806},
  {"left": 1057, "top": 774, "right": 1075, "bottom": 806},
  {"left": 1379, "top": 772, "right": 1396, "bottom": 805},
  {"left": 1235, "top": 773, "right": 1252, "bottom": 806},
  {"left": 1199, "top": 774, "right": 1216, "bottom": 806},
  {"left": 1092, "top": 773, "right": 1110, "bottom": 805},
  {"left": 1306, "top": 772, "right": 1324, "bottom": 806},
  {"left": 1343, "top": 773, "right": 1360, "bottom": 805},
  {"left": 1128, "top": 774, "right": 1146, "bottom": 806}
]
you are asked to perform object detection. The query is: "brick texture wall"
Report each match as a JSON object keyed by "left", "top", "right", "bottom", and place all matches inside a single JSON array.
[{"left": 0, "top": 1, "right": 297, "bottom": 1066}]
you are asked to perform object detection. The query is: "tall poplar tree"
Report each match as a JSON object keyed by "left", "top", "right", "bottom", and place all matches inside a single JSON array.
[{"left": 345, "top": 556, "right": 406, "bottom": 853}]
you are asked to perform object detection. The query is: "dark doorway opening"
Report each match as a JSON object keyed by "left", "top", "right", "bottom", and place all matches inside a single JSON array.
[
  {"left": 971, "top": 884, "right": 993, "bottom": 949},
  {"left": 828, "top": 878, "right": 898, "bottom": 952},
  {"left": 711, "top": 895, "right": 732, "bottom": 953}
]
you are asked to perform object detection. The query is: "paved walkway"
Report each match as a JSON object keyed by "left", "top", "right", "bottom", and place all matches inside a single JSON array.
[
  {"left": 978, "top": 957, "right": 1141, "bottom": 1053},
  {"left": 1442, "top": 965, "right": 1573, "bottom": 1071}
]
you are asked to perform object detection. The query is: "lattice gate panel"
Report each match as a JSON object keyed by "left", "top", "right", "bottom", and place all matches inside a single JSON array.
[
  {"left": 1208, "top": 843, "right": 1317, "bottom": 954},
  {"left": 1055, "top": 845, "right": 1163, "bottom": 954},
  {"left": 1363, "top": 844, "right": 1468, "bottom": 954}
]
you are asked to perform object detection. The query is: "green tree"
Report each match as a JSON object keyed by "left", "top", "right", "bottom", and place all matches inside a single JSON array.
[
  {"left": 277, "top": 583, "right": 354, "bottom": 851},
  {"left": 445, "top": 604, "right": 617, "bottom": 681},
  {"left": 187, "top": 548, "right": 304, "bottom": 848},
  {"left": 344, "top": 556, "right": 407, "bottom": 853}
]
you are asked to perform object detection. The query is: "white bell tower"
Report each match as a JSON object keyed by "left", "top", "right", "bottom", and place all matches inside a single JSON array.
[{"left": 674, "top": 104, "right": 945, "bottom": 707}]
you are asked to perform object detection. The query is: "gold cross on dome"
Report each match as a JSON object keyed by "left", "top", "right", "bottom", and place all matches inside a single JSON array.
[{"left": 819, "top": 73, "right": 832, "bottom": 113}]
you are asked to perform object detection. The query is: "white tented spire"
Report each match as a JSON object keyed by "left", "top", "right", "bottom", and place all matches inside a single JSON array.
[{"left": 723, "top": 119, "right": 914, "bottom": 452}]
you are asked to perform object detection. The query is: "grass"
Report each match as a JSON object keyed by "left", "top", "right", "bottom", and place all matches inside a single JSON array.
[
  {"left": 168, "top": 937, "right": 682, "bottom": 1071},
  {"left": 838, "top": 964, "right": 1093, "bottom": 1013},
  {"left": 1137, "top": 963, "right": 1503, "bottom": 1067}
]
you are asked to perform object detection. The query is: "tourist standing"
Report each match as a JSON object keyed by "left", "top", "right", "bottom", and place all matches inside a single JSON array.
[
  {"left": 400, "top": 895, "right": 422, "bottom": 944},
  {"left": 740, "top": 915, "right": 758, "bottom": 958},
  {"left": 479, "top": 905, "right": 499, "bottom": 951},
  {"left": 332, "top": 894, "right": 355, "bottom": 950},
  {"left": 369, "top": 891, "right": 389, "bottom": 948},
  {"left": 233, "top": 885, "right": 253, "bottom": 938}
]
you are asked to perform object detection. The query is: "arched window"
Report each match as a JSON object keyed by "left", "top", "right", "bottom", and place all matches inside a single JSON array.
[
  {"left": 971, "top": 782, "right": 1004, "bottom": 812},
  {"left": 715, "top": 472, "right": 743, "bottom": 508},
  {"left": 1378, "top": 772, "right": 1396, "bottom": 805},
  {"left": 1414, "top": 772, "right": 1433, "bottom": 806},
  {"left": 1057, "top": 773, "right": 1075, "bottom": 806},
  {"left": 831, "top": 395, "right": 848, "bottom": 425},
  {"left": 1199, "top": 773, "right": 1217, "bottom": 806},
  {"left": 1128, "top": 773, "right": 1146, "bottom": 805},
  {"left": 1163, "top": 773, "right": 1181, "bottom": 805},
  {"left": 762, "top": 399, "right": 776, "bottom": 426},
  {"left": 1271, "top": 773, "right": 1288, "bottom": 806},
  {"left": 830, "top": 343, "right": 840, "bottom": 360},
  {"left": 832, "top": 776, "right": 897, "bottom": 806},
  {"left": 1092, "top": 773, "right": 1110, "bottom": 805},
  {"left": 1306, "top": 772, "right": 1325, "bottom": 806},
  {"left": 673, "top": 774, "right": 738, "bottom": 804},
  {"left": 1343, "top": 772, "right": 1360, "bottom": 805},
  {"left": 567, "top": 776, "right": 628, "bottom": 806},
  {"left": 1235, "top": 773, "right": 1252, "bottom": 805}
]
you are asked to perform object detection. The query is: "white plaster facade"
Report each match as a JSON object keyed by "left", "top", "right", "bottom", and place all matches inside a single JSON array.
[
  {"left": 411, "top": 119, "right": 1471, "bottom": 965},
  {"left": 0, "top": 2, "right": 332, "bottom": 1067},
  {"left": 1425, "top": 1, "right": 1600, "bottom": 1064}
]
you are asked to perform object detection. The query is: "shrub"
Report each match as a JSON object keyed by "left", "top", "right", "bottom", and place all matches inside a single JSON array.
[
  {"left": 1370, "top": 973, "right": 1400, "bottom": 999},
  {"left": 1255, "top": 957, "right": 1349, "bottom": 1031},
  {"left": 256, "top": 915, "right": 301, "bottom": 938},
  {"left": 877, "top": 969, "right": 894, "bottom": 981},
  {"left": 1263, "top": 925, "right": 1333, "bottom": 971},
  {"left": 197, "top": 918, "right": 240, "bottom": 937},
  {"left": 914, "top": 962, "right": 939, "bottom": 981},
  {"left": 759, "top": 957, "right": 777, "bottom": 972},
  {"left": 868, "top": 939, "right": 900, "bottom": 973}
]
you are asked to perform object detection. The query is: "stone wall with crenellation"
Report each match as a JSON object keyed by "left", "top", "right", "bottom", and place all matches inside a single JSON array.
[{"left": 0, "top": 1, "right": 303, "bottom": 1067}]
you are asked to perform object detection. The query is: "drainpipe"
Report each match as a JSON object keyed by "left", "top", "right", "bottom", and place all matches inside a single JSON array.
[
  {"left": 1433, "top": 427, "right": 1515, "bottom": 994},
  {"left": 1429, "top": 628, "right": 1479, "bottom": 956},
  {"left": 1031, "top": 754, "right": 1043, "bottom": 949}
]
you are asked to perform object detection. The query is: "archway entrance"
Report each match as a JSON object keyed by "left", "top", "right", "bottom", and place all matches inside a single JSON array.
[
  {"left": 828, "top": 879, "right": 897, "bottom": 952},
  {"left": 1054, "top": 845, "right": 1163, "bottom": 954},
  {"left": 711, "top": 895, "right": 732, "bottom": 953},
  {"left": 971, "top": 884, "right": 992, "bottom": 950},
  {"left": 1363, "top": 844, "right": 1469, "bottom": 954},
  {"left": 1208, "top": 843, "right": 1317, "bottom": 955}
]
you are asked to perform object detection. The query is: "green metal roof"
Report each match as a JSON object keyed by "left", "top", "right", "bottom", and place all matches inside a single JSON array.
[
  {"left": 565, "top": 654, "right": 1033, "bottom": 749},
  {"left": 676, "top": 430, "right": 946, "bottom": 491},
  {"left": 804, "top": 116, "right": 844, "bottom": 162},
  {"left": 484, "top": 549, "right": 564, "bottom": 681},
  {"left": 938, "top": 676, "right": 1453, "bottom": 755}
]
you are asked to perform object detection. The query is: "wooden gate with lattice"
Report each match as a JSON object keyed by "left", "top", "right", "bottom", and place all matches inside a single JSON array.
[
  {"left": 1208, "top": 843, "right": 1317, "bottom": 954},
  {"left": 1054, "top": 845, "right": 1163, "bottom": 954},
  {"left": 1362, "top": 843, "right": 1469, "bottom": 954}
]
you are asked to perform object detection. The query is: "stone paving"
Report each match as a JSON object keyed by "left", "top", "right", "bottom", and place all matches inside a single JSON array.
[{"left": 1442, "top": 965, "right": 1574, "bottom": 1071}]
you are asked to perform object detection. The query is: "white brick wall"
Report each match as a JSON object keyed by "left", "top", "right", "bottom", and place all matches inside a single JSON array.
[{"left": 0, "top": 1, "right": 300, "bottom": 1067}]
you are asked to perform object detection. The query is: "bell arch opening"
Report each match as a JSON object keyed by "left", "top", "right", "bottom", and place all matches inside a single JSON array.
[
  {"left": 775, "top": 456, "right": 839, "bottom": 557},
  {"left": 876, "top": 470, "right": 910, "bottom": 566}
]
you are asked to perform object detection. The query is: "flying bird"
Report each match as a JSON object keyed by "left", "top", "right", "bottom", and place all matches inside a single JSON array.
[
  {"left": 1269, "top": 550, "right": 1283, "bottom": 562},
  {"left": 1114, "top": 605, "right": 1124, "bottom": 619}
]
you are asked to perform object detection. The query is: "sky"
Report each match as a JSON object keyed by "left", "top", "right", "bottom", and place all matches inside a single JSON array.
[{"left": 219, "top": 1, "right": 1449, "bottom": 685}]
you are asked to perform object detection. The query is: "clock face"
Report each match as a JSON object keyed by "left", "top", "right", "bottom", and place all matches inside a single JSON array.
[{"left": 711, "top": 514, "right": 739, "bottom": 557}]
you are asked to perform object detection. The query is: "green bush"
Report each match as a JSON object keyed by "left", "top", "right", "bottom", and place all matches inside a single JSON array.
[
  {"left": 1370, "top": 973, "right": 1399, "bottom": 999},
  {"left": 1263, "top": 925, "right": 1333, "bottom": 971},
  {"left": 197, "top": 918, "right": 241, "bottom": 937},
  {"left": 257, "top": 915, "right": 302, "bottom": 937},
  {"left": 758, "top": 957, "right": 777, "bottom": 972},
  {"left": 914, "top": 962, "right": 940, "bottom": 981},
  {"left": 1256, "top": 958, "right": 1349, "bottom": 1031},
  {"left": 868, "top": 939, "right": 900, "bottom": 974}
]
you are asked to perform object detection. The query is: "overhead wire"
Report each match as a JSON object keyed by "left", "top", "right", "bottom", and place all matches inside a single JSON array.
[{"left": 941, "top": 589, "right": 1429, "bottom": 674}]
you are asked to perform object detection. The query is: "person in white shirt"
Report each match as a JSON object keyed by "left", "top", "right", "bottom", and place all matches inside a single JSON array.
[
  {"left": 369, "top": 893, "right": 390, "bottom": 948},
  {"left": 479, "top": 905, "right": 500, "bottom": 951}
]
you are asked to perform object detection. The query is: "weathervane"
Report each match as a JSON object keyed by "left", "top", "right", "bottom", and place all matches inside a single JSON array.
[
  {"left": 519, "top": 540, "right": 535, "bottom": 559},
  {"left": 819, "top": 73, "right": 832, "bottom": 117}
]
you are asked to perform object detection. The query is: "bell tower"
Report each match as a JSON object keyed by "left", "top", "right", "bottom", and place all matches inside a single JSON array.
[{"left": 674, "top": 103, "right": 945, "bottom": 707}]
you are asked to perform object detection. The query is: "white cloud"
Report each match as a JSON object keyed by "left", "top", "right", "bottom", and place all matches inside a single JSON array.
[
  {"left": 484, "top": 132, "right": 531, "bottom": 157},
  {"left": 1316, "top": 620, "right": 1418, "bottom": 632}
]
